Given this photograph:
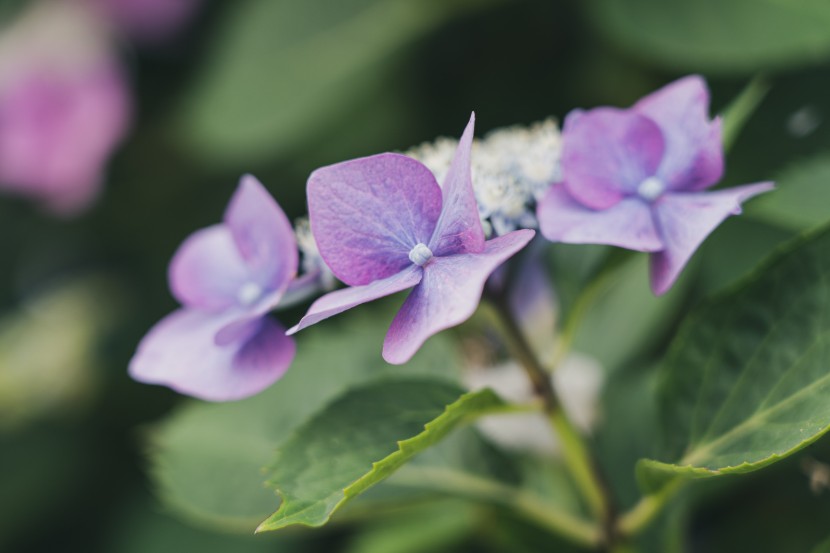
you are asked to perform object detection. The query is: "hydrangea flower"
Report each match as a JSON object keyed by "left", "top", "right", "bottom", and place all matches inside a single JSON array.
[
  {"left": 0, "top": 0, "right": 131, "bottom": 215},
  {"left": 129, "top": 176, "right": 298, "bottom": 401},
  {"left": 537, "top": 75, "right": 774, "bottom": 295},
  {"left": 288, "top": 114, "right": 535, "bottom": 364}
]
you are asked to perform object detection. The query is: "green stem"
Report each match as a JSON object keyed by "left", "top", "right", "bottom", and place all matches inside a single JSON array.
[
  {"left": 487, "top": 294, "right": 617, "bottom": 543},
  {"left": 617, "top": 479, "right": 685, "bottom": 536},
  {"left": 721, "top": 75, "right": 770, "bottom": 153},
  {"left": 390, "top": 466, "right": 601, "bottom": 548}
]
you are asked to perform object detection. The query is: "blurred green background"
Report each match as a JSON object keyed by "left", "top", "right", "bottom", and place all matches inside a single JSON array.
[{"left": 1, "top": 0, "right": 829, "bottom": 551}]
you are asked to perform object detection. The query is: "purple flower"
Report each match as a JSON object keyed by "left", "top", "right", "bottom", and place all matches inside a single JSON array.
[
  {"left": 0, "top": 1, "right": 131, "bottom": 215},
  {"left": 537, "top": 75, "right": 774, "bottom": 295},
  {"left": 0, "top": 64, "right": 130, "bottom": 214},
  {"left": 288, "top": 114, "right": 535, "bottom": 364},
  {"left": 129, "top": 176, "right": 298, "bottom": 401}
]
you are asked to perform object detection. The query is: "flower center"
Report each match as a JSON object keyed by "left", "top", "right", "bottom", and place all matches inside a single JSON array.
[
  {"left": 237, "top": 281, "right": 263, "bottom": 306},
  {"left": 637, "top": 176, "right": 665, "bottom": 202},
  {"left": 408, "top": 243, "right": 433, "bottom": 266}
]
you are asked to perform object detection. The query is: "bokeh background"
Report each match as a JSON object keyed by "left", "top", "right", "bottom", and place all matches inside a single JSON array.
[{"left": 1, "top": 0, "right": 829, "bottom": 552}]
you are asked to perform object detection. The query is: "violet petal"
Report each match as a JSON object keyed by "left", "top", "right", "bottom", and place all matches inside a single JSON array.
[
  {"left": 129, "top": 309, "right": 295, "bottom": 401},
  {"left": 168, "top": 225, "right": 251, "bottom": 311},
  {"left": 287, "top": 265, "right": 423, "bottom": 335},
  {"left": 561, "top": 107, "right": 665, "bottom": 210},
  {"left": 383, "top": 229, "right": 535, "bottom": 364},
  {"left": 224, "top": 175, "right": 298, "bottom": 295},
  {"left": 634, "top": 75, "right": 723, "bottom": 192},
  {"left": 537, "top": 184, "right": 663, "bottom": 251},
  {"left": 650, "top": 182, "right": 774, "bottom": 295},
  {"left": 308, "top": 153, "right": 442, "bottom": 286},
  {"left": 429, "top": 113, "right": 486, "bottom": 256}
]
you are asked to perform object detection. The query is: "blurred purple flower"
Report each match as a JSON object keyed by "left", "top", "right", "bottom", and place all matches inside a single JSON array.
[
  {"left": 0, "top": 1, "right": 131, "bottom": 215},
  {"left": 289, "top": 114, "right": 535, "bottom": 364},
  {"left": 130, "top": 176, "right": 298, "bottom": 401},
  {"left": 537, "top": 76, "right": 773, "bottom": 295},
  {"left": 0, "top": 64, "right": 130, "bottom": 214},
  {"left": 89, "top": 0, "right": 201, "bottom": 44}
]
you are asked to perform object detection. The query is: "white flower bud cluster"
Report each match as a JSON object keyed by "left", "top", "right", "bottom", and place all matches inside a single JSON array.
[{"left": 407, "top": 118, "right": 562, "bottom": 237}]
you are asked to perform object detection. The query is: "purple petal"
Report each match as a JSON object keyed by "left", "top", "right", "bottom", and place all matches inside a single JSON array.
[
  {"left": 383, "top": 229, "right": 535, "bottom": 364},
  {"left": 224, "top": 175, "right": 298, "bottom": 294},
  {"left": 168, "top": 225, "right": 251, "bottom": 310},
  {"left": 429, "top": 113, "right": 486, "bottom": 256},
  {"left": 537, "top": 184, "right": 663, "bottom": 251},
  {"left": 650, "top": 182, "right": 774, "bottom": 295},
  {"left": 129, "top": 309, "right": 295, "bottom": 401},
  {"left": 287, "top": 266, "right": 423, "bottom": 334},
  {"left": 308, "top": 153, "right": 442, "bottom": 286},
  {"left": 561, "top": 107, "right": 665, "bottom": 210},
  {"left": 634, "top": 75, "right": 723, "bottom": 192}
]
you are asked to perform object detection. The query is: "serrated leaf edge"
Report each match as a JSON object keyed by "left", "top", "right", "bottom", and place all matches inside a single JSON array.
[{"left": 256, "top": 385, "right": 509, "bottom": 532}]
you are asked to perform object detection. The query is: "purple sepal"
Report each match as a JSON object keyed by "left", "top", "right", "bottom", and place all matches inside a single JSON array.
[
  {"left": 287, "top": 266, "right": 423, "bottom": 335},
  {"left": 561, "top": 107, "right": 665, "bottom": 209},
  {"left": 383, "top": 229, "right": 535, "bottom": 364},
  {"left": 429, "top": 113, "right": 486, "bottom": 256},
  {"left": 307, "top": 153, "right": 442, "bottom": 286},
  {"left": 538, "top": 184, "right": 663, "bottom": 252},
  {"left": 634, "top": 75, "right": 723, "bottom": 192},
  {"left": 650, "top": 182, "right": 774, "bottom": 295},
  {"left": 129, "top": 309, "right": 295, "bottom": 402}
]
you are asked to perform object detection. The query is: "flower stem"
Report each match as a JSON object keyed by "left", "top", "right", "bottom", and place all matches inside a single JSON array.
[
  {"left": 617, "top": 479, "right": 685, "bottom": 536},
  {"left": 487, "top": 293, "right": 618, "bottom": 545},
  {"left": 390, "top": 466, "right": 601, "bottom": 548}
]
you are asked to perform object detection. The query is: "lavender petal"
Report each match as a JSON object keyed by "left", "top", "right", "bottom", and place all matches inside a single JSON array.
[
  {"left": 537, "top": 184, "right": 663, "bottom": 251},
  {"left": 650, "top": 182, "right": 774, "bottom": 295},
  {"left": 383, "top": 229, "right": 535, "bottom": 364}
]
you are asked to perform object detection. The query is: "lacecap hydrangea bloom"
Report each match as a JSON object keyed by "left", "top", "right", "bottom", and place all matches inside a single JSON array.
[
  {"left": 289, "top": 114, "right": 535, "bottom": 364},
  {"left": 537, "top": 75, "right": 774, "bottom": 294},
  {"left": 129, "top": 176, "right": 298, "bottom": 401}
]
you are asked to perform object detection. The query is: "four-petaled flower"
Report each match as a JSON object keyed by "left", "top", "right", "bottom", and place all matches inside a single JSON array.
[
  {"left": 129, "top": 176, "right": 298, "bottom": 401},
  {"left": 288, "top": 114, "right": 535, "bottom": 364},
  {"left": 536, "top": 75, "right": 774, "bottom": 295}
]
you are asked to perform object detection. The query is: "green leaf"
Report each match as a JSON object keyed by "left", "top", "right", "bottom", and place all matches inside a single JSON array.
[
  {"left": 178, "top": 0, "right": 493, "bottom": 165},
  {"left": 148, "top": 311, "right": 459, "bottom": 532},
  {"left": 257, "top": 379, "right": 507, "bottom": 531},
  {"left": 585, "top": 0, "right": 830, "bottom": 74},
  {"left": 747, "top": 153, "right": 830, "bottom": 232},
  {"left": 638, "top": 225, "right": 830, "bottom": 492}
]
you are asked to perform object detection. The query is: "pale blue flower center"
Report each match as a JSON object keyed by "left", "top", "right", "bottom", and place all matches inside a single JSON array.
[
  {"left": 408, "top": 243, "right": 433, "bottom": 266},
  {"left": 637, "top": 176, "right": 665, "bottom": 201},
  {"left": 237, "top": 281, "right": 263, "bottom": 306}
]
